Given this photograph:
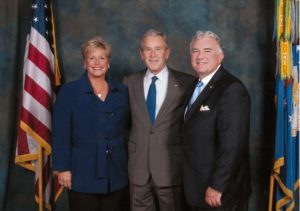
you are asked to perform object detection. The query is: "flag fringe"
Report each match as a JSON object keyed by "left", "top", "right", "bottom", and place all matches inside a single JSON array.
[{"left": 51, "top": 4, "right": 61, "bottom": 86}]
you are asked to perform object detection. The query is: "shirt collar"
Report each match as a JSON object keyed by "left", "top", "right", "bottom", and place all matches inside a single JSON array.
[
  {"left": 78, "top": 73, "right": 93, "bottom": 93},
  {"left": 200, "top": 65, "right": 221, "bottom": 85},
  {"left": 78, "top": 72, "right": 118, "bottom": 94},
  {"left": 145, "top": 65, "right": 169, "bottom": 82}
]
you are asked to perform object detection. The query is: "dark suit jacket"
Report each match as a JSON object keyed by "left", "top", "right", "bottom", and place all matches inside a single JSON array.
[
  {"left": 123, "top": 67, "right": 195, "bottom": 187},
  {"left": 52, "top": 73, "right": 129, "bottom": 193},
  {"left": 182, "top": 67, "right": 251, "bottom": 208}
]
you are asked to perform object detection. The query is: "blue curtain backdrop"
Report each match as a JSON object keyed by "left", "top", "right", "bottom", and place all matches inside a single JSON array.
[{"left": 0, "top": 0, "right": 275, "bottom": 210}]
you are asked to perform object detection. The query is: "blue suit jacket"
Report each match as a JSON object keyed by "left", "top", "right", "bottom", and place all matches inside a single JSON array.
[{"left": 52, "top": 73, "right": 129, "bottom": 193}]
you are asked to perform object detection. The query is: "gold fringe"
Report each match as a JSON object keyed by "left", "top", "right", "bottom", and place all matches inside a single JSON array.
[{"left": 51, "top": 4, "right": 61, "bottom": 86}]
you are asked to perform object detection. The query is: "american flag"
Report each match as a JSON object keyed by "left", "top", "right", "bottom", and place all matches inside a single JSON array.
[{"left": 15, "top": 0, "right": 63, "bottom": 210}]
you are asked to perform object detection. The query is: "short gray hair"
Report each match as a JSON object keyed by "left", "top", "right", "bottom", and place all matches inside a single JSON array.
[
  {"left": 190, "top": 30, "right": 223, "bottom": 53},
  {"left": 140, "top": 29, "right": 169, "bottom": 50}
]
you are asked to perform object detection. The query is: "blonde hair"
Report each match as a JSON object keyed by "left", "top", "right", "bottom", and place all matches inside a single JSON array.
[{"left": 81, "top": 36, "right": 112, "bottom": 59}]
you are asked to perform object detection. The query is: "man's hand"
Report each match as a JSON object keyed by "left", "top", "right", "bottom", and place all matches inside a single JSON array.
[
  {"left": 205, "top": 186, "right": 222, "bottom": 207},
  {"left": 55, "top": 171, "right": 72, "bottom": 190}
]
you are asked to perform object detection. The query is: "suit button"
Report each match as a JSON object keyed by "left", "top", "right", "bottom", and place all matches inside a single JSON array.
[
  {"left": 105, "top": 148, "right": 111, "bottom": 154},
  {"left": 110, "top": 112, "right": 115, "bottom": 116},
  {"left": 150, "top": 131, "right": 154, "bottom": 134}
]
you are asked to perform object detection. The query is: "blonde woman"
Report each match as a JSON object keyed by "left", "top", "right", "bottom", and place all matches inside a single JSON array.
[{"left": 52, "top": 36, "right": 129, "bottom": 211}]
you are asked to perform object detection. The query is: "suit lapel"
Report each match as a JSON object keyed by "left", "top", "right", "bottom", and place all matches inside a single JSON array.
[
  {"left": 134, "top": 70, "right": 152, "bottom": 125},
  {"left": 184, "top": 68, "right": 223, "bottom": 122},
  {"left": 154, "top": 70, "right": 179, "bottom": 125}
]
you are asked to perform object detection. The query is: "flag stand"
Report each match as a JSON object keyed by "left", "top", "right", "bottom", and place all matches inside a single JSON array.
[
  {"left": 38, "top": 146, "right": 44, "bottom": 211},
  {"left": 268, "top": 174, "right": 274, "bottom": 211}
]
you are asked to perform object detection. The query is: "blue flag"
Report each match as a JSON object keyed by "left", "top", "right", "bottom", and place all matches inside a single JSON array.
[{"left": 271, "top": 44, "right": 300, "bottom": 211}]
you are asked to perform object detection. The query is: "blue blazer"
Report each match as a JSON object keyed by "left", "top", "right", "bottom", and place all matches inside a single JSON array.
[{"left": 52, "top": 73, "right": 129, "bottom": 193}]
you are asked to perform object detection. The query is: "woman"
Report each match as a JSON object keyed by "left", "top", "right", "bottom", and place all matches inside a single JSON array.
[{"left": 52, "top": 36, "right": 129, "bottom": 211}]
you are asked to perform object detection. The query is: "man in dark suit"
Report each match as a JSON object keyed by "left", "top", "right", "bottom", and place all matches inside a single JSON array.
[
  {"left": 123, "top": 29, "right": 195, "bottom": 211},
  {"left": 182, "top": 31, "right": 251, "bottom": 211}
]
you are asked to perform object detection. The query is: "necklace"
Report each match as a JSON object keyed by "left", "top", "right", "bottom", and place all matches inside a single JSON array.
[{"left": 94, "top": 81, "right": 107, "bottom": 99}]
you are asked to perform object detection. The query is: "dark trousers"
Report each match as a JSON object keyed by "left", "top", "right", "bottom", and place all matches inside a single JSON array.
[
  {"left": 189, "top": 199, "right": 248, "bottom": 211},
  {"left": 68, "top": 188, "right": 129, "bottom": 211}
]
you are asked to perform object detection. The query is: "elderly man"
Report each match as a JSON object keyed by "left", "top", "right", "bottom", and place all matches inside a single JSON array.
[{"left": 182, "top": 30, "right": 251, "bottom": 211}]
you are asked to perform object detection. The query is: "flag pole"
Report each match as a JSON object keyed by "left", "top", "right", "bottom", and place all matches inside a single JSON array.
[
  {"left": 268, "top": 174, "right": 274, "bottom": 211},
  {"left": 38, "top": 145, "right": 44, "bottom": 211}
]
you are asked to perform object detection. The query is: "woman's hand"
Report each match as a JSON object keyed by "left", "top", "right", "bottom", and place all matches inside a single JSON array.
[{"left": 55, "top": 171, "right": 72, "bottom": 189}]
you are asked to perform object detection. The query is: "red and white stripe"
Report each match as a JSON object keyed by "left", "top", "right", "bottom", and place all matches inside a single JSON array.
[{"left": 16, "top": 22, "right": 61, "bottom": 210}]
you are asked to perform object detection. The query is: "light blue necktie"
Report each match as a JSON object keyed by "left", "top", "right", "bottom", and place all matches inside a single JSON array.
[
  {"left": 189, "top": 80, "right": 204, "bottom": 108},
  {"left": 147, "top": 76, "right": 158, "bottom": 124}
]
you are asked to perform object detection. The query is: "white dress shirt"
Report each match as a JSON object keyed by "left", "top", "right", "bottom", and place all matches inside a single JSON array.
[
  {"left": 144, "top": 66, "right": 169, "bottom": 118},
  {"left": 184, "top": 65, "right": 221, "bottom": 117},
  {"left": 200, "top": 64, "right": 221, "bottom": 89}
]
